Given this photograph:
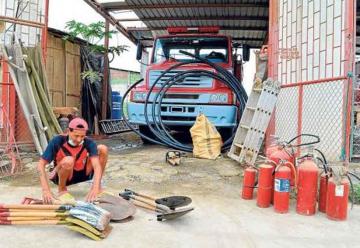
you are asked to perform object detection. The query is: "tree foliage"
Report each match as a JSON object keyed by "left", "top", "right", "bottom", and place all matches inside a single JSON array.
[{"left": 64, "top": 20, "right": 128, "bottom": 83}]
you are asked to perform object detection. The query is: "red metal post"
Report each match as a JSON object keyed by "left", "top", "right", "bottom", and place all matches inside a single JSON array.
[
  {"left": 297, "top": 85, "right": 303, "bottom": 154},
  {"left": 1, "top": 62, "right": 16, "bottom": 131},
  {"left": 265, "top": 0, "right": 279, "bottom": 148},
  {"left": 344, "top": 0, "right": 355, "bottom": 162}
]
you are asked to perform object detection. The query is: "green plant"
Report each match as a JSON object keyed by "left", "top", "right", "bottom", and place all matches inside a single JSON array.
[
  {"left": 353, "top": 183, "right": 360, "bottom": 204},
  {"left": 80, "top": 70, "right": 103, "bottom": 84},
  {"left": 64, "top": 20, "right": 128, "bottom": 82}
]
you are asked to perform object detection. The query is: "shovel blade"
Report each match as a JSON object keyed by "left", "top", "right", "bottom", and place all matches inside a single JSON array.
[
  {"left": 156, "top": 207, "right": 194, "bottom": 221},
  {"left": 155, "top": 196, "right": 192, "bottom": 210}
]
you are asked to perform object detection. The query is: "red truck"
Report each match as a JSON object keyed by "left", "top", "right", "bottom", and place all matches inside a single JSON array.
[{"left": 127, "top": 27, "right": 247, "bottom": 141}]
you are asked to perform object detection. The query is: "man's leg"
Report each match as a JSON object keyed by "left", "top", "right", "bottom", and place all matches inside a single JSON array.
[
  {"left": 85, "top": 144, "right": 108, "bottom": 177},
  {"left": 57, "top": 156, "right": 75, "bottom": 193}
]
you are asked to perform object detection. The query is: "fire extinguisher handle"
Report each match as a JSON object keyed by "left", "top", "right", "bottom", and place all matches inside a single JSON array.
[{"left": 283, "top": 161, "right": 297, "bottom": 190}]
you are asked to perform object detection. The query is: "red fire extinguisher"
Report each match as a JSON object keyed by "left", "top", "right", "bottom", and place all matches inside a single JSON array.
[
  {"left": 318, "top": 173, "right": 328, "bottom": 213},
  {"left": 267, "top": 134, "right": 320, "bottom": 187},
  {"left": 257, "top": 162, "right": 274, "bottom": 208},
  {"left": 265, "top": 135, "right": 280, "bottom": 158},
  {"left": 273, "top": 161, "right": 293, "bottom": 213},
  {"left": 241, "top": 167, "right": 257, "bottom": 200},
  {"left": 296, "top": 158, "right": 319, "bottom": 215},
  {"left": 313, "top": 148, "right": 329, "bottom": 213},
  {"left": 267, "top": 146, "right": 295, "bottom": 186},
  {"left": 326, "top": 176, "right": 350, "bottom": 221}
]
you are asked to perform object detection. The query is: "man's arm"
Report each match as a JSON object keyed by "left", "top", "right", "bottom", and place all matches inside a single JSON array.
[
  {"left": 85, "top": 156, "right": 102, "bottom": 202},
  {"left": 37, "top": 159, "right": 55, "bottom": 204}
]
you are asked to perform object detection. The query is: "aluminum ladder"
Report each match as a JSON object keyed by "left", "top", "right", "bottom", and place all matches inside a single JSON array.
[{"left": 228, "top": 78, "right": 281, "bottom": 165}]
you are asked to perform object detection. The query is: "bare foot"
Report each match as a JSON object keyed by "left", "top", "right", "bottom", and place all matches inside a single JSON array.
[{"left": 58, "top": 188, "right": 68, "bottom": 196}]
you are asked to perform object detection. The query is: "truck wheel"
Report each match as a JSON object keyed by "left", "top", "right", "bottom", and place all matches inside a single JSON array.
[
  {"left": 139, "top": 126, "right": 156, "bottom": 144},
  {"left": 219, "top": 128, "right": 235, "bottom": 142}
]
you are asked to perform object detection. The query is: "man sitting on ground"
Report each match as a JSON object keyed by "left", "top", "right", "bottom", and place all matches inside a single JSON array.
[{"left": 37, "top": 117, "right": 108, "bottom": 203}]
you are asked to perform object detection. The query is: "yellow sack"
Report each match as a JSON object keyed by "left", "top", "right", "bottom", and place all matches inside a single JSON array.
[{"left": 190, "top": 114, "right": 222, "bottom": 159}]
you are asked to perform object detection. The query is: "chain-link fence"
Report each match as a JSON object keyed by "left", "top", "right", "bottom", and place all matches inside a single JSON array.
[
  {"left": 275, "top": 79, "right": 346, "bottom": 161},
  {"left": 351, "top": 76, "right": 360, "bottom": 159}
]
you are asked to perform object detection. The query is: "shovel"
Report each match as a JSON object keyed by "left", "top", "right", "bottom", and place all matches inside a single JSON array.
[
  {"left": 94, "top": 194, "right": 136, "bottom": 222},
  {"left": 124, "top": 189, "right": 192, "bottom": 210},
  {"left": 119, "top": 191, "right": 194, "bottom": 221}
]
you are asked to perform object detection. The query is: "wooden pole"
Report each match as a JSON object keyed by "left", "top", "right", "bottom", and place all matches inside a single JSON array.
[{"left": 101, "top": 20, "right": 110, "bottom": 121}]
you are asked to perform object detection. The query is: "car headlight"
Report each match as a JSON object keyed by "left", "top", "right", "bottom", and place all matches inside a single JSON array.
[
  {"left": 210, "top": 94, "right": 228, "bottom": 103},
  {"left": 133, "top": 92, "right": 147, "bottom": 101},
  {"left": 210, "top": 94, "right": 219, "bottom": 102}
]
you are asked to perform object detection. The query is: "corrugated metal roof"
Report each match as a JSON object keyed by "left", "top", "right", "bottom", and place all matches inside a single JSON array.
[{"left": 100, "top": 0, "right": 269, "bottom": 48}]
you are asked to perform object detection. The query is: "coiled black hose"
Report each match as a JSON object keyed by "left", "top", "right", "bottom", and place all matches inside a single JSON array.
[{"left": 120, "top": 52, "right": 248, "bottom": 151}]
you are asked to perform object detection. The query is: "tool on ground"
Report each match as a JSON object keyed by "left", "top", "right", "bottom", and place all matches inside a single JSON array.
[
  {"left": 0, "top": 201, "right": 112, "bottom": 240},
  {"left": 0, "top": 216, "right": 65, "bottom": 221},
  {"left": 119, "top": 190, "right": 194, "bottom": 221},
  {"left": 228, "top": 78, "right": 281, "bottom": 165},
  {"left": 156, "top": 207, "right": 194, "bottom": 221},
  {"left": 123, "top": 189, "right": 192, "bottom": 210},
  {"left": 165, "top": 151, "right": 182, "bottom": 166},
  {"left": 67, "top": 221, "right": 113, "bottom": 241},
  {"left": 0, "top": 210, "right": 68, "bottom": 218},
  {"left": 95, "top": 194, "right": 136, "bottom": 222},
  {"left": 21, "top": 197, "right": 44, "bottom": 205},
  {"left": 0, "top": 203, "right": 72, "bottom": 211},
  {"left": 66, "top": 216, "right": 113, "bottom": 240}
]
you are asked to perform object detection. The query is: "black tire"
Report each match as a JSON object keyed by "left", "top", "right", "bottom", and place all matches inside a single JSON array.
[
  {"left": 219, "top": 128, "right": 235, "bottom": 142},
  {"left": 139, "top": 125, "right": 156, "bottom": 144}
]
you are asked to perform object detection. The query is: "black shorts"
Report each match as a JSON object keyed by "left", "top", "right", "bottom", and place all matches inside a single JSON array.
[{"left": 50, "top": 168, "right": 94, "bottom": 186}]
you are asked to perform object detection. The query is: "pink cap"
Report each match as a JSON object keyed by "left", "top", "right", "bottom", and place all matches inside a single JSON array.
[{"left": 69, "top": 117, "right": 88, "bottom": 131}]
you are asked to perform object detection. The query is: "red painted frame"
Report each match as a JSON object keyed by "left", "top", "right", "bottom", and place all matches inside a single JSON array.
[{"left": 266, "top": 0, "right": 355, "bottom": 161}]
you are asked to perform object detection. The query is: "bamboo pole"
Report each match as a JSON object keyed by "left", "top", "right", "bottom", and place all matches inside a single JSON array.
[
  {"left": 25, "top": 56, "right": 62, "bottom": 134},
  {"left": 28, "top": 74, "right": 54, "bottom": 139}
]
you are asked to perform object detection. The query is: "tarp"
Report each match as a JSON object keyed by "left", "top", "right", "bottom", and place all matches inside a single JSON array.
[{"left": 80, "top": 47, "right": 111, "bottom": 134}]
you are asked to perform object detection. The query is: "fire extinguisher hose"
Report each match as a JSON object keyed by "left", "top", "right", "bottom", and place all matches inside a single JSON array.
[
  {"left": 286, "top": 134, "right": 320, "bottom": 148},
  {"left": 347, "top": 174, "right": 355, "bottom": 210},
  {"left": 314, "top": 148, "right": 328, "bottom": 174}
]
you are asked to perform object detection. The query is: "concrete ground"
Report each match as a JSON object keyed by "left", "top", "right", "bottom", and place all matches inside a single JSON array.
[{"left": 0, "top": 133, "right": 360, "bottom": 248}]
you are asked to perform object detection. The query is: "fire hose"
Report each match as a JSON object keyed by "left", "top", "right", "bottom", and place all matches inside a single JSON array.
[{"left": 120, "top": 51, "right": 248, "bottom": 152}]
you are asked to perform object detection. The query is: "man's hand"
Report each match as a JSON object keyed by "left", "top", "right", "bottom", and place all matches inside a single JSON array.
[
  {"left": 42, "top": 189, "right": 55, "bottom": 204},
  {"left": 85, "top": 188, "right": 100, "bottom": 202}
]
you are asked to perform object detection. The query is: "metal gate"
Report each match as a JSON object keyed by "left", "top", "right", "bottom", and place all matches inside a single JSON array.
[{"left": 267, "top": 0, "right": 355, "bottom": 161}]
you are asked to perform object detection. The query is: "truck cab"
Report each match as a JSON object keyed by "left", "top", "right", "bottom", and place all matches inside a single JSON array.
[{"left": 127, "top": 27, "right": 242, "bottom": 138}]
